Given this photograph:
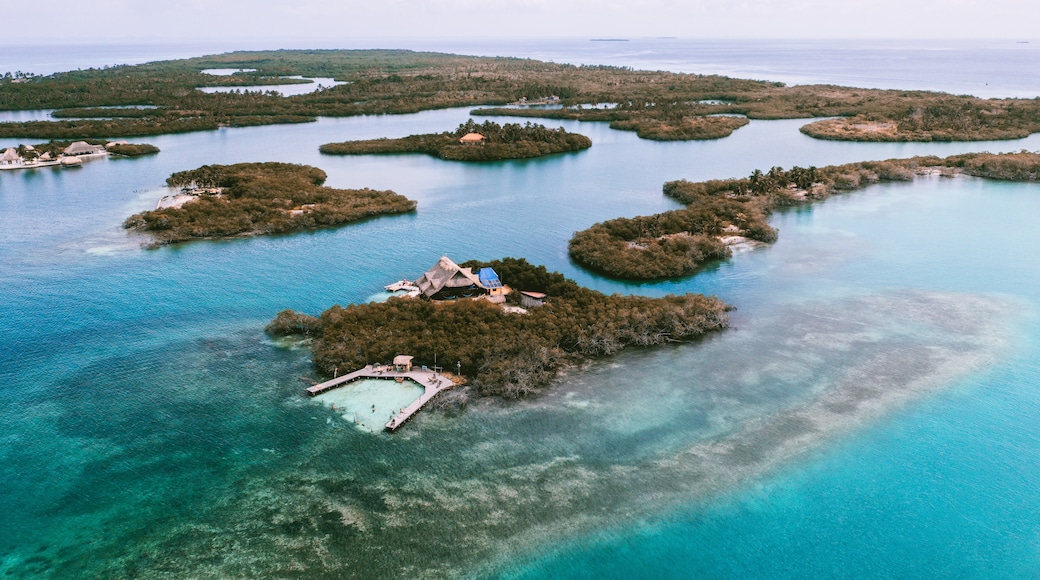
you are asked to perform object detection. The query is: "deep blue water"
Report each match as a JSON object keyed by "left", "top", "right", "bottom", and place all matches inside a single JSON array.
[{"left": 2, "top": 41, "right": 1040, "bottom": 578}]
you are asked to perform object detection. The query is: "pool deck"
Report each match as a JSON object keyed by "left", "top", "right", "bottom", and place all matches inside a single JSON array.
[{"left": 306, "top": 365, "right": 455, "bottom": 431}]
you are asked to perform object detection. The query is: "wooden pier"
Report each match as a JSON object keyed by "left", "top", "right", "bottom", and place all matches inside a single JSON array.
[{"left": 306, "top": 365, "right": 455, "bottom": 431}]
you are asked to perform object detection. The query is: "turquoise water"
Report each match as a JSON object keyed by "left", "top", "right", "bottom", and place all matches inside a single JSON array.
[
  {"left": 503, "top": 178, "right": 1040, "bottom": 578},
  {"left": 4, "top": 47, "right": 1040, "bottom": 577},
  {"left": 315, "top": 379, "right": 426, "bottom": 432}
]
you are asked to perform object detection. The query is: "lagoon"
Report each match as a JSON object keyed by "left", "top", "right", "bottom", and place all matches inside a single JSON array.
[
  {"left": 3, "top": 43, "right": 1040, "bottom": 577},
  {"left": 196, "top": 75, "right": 347, "bottom": 96}
]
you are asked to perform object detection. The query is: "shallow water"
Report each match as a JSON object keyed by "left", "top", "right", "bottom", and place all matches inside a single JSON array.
[
  {"left": 315, "top": 379, "right": 426, "bottom": 432},
  {"left": 3, "top": 43, "right": 1040, "bottom": 578}
]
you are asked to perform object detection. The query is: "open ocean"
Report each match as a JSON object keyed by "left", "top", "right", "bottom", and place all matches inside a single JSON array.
[{"left": 2, "top": 39, "right": 1040, "bottom": 578}]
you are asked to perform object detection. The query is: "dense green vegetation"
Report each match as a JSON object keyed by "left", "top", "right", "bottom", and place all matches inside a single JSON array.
[
  {"left": 123, "top": 162, "right": 416, "bottom": 246},
  {"left": 570, "top": 152, "right": 1040, "bottom": 280},
  {"left": 319, "top": 120, "right": 591, "bottom": 161},
  {"left": 267, "top": 258, "right": 729, "bottom": 398},
  {"left": 106, "top": 143, "right": 160, "bottom": 157},
  {"left": 4, "top": 50, "right": 1039, "bottom": 141}
]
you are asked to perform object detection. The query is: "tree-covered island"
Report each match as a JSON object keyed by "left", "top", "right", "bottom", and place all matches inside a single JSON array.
[
  {"left": 469, "top": 106, "right": 751, "bottom": 141},
  {"left": 267, "top": 258, "right": 730, "bottom": 399},
  {"left": 4, "top": 50, "right": 1040, "bottom": 142},
  {"left": 123, "top": 162, "right": 416, "bottom": 246},
  {"left": 319, "top": 120, "right": 591, "bottom": 161},
  {"left": 104, "top": 143, "right": 161, "bottom": 157},
  {"left": 570, "top": 151, "right": 1040, "bottom": 280}
]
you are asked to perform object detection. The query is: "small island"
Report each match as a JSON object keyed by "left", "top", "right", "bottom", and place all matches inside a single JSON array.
[
  {"left": 799, "top": 107, "right": 1036, "bottom": 142},
  {"left": 268, "top": 256, "right": 730, "bottom": 401},
  {"left": 105, "top": 142, "right": 161, "bottom": 157},
  {"left": 470, "top": 107, "right": 750, "bottom": 141},
  {"left": 319, "top": 120, "right": 592, "bottom": 161},
  {"left": 123, "top": 162, "right": 416, "bottom": 246},
  {"left": 570, "top": 152, "right": 1040, "bottom": 280}
]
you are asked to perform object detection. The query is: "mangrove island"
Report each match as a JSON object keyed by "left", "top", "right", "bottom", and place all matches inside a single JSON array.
[
  {"left": 267, "top": 257, "right": 730, "bottom": 400},
  {"left": 319, "top": 120, "right": 592, "bottom": 161},
  {"left": 569, "top": 151, "right": 1040, "bottom": 280},
  {"left": 469, "top": 106, "right": 751, "bottom": 141},
  {"left": 123, "top": 162, "right": 416, "bottom": 246}
]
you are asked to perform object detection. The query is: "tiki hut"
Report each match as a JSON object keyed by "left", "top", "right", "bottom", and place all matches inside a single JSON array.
[
  {"left": 393, "top": 355, "right": 414, "bottom": 372},
  {"left": 0, "top": 148, "right": 22, "bottom": 165}
]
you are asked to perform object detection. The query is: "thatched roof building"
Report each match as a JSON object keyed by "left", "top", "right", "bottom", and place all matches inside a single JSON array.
[
  {"left": 393, "top": 355, "right": 414, "bottom": 372},
  {"left": 63, "top": 141, "right": 106, "bottom": 156},
  {"left": 459, "top": 132, "right": 485, "bottom": 145},
  {"left": 414, "top": 256, "right": 486, "bottom": 300},
  {"left": 1, "top": 148, "right": 22, "bottom": 165}
]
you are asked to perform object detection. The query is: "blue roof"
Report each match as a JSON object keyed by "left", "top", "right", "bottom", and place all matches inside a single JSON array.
[{"left": 477, "top": 267, "right": 503, "bottom": 289}]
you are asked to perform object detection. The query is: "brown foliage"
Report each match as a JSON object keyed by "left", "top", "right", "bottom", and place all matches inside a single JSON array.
[
  {"left": 273, "top": 258, "right": 730, "bottom": 398},
  {"left": 320, "top": 120, "right": 591, "bottom": 161},
  {"left": 6, "top": 50, "right": 1039, "bottom": 142},
  {"left": 570, "top": 152, "right": 1040, "bottom": 281},
  {"left": 124, "top": 162, "right": 416, "bottom": 245}
]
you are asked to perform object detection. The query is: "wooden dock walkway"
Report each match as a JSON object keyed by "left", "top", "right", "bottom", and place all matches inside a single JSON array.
[{"left": 306, "top": 365, "right": 455, "bottom": 431}]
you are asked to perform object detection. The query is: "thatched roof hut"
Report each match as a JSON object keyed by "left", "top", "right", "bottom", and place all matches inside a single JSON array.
[
  {"left": 1, "top": 148, "right": 22, "bottom": 164},
  {"left": 393, "top": 355, "right": 414, "bottom": 372},
  {"left": 414, "top": 256, "right": 486, "bottom": 300},
  {"left": 459, "top": 132, "right": 485, "bottom": 145},
  {"left": 63, "top": 141, "right": 105, "bottom": 156}
]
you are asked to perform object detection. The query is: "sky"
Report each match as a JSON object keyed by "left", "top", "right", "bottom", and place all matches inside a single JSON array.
[{"left": 2, "top": 0, "right": 1036, "bottom": 44}]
